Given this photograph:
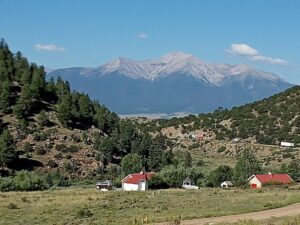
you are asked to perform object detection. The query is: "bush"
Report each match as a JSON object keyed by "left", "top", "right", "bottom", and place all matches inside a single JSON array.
[
  {"left": 0, "top": 170, "right": 71, "bottom": 191},
  {"left": 47, "top": 160, "right": 58, "bottom": 168},
  {"left": 217, "top": 146, "right": 226, "bottom": 153},
  {"left": 54, "top": 153, "right": 63, "bottom": 159},
  {"left": 158, "top": 165, "right": 203, "bottom": 188},
  {"left": 33, "top": 132, "right": 47, "bottom": 141},
  {"left": 0, "top": 171, "right": 50, "bottom": 191},
  {"left": 37, "top": 110, "right": 50, "bottom": 127},
  {"left": 35, "top": 146, "right": 46, "bottom": 155},
  {"left": 23, "top": 142, "right": 33, "bottom": 152},
  {"left": 55, "top": 144, "right": 79, "bottom": 153},
  {"left": 76, "top": 208, "right": 93, "bottom": 218},
  {"left": 7, "top": 203, "right": 18, "bottom": 209},
  {"left": 148, "top": 174, "right": 169, "bottom": 189}
]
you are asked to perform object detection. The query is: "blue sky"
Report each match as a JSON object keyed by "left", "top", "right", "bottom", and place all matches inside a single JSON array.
[{"left": 1, "top": 0, "right": 299, "bottom": 84}]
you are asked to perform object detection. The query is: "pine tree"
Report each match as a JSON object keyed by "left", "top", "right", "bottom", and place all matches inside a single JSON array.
[
  {"left": 13, "top": 84, "right": 34, "bottom": 118},
  {"left": 233, "top": 149, "right": 262, "bottom": 186},
  {"left": 78, "top": 94, "right": 91, "bottom": 120},
  {"left": 56, "top": 77, "right": 70, "bottom": 102},
  {"left": 45, "top": 76, "right": 57, "bottom": 102},
  {"left": 0, "top": 130, "right": 17, "bottom": 167},
  {"left": 30, "top": 66, "right": 45, "bottom": 100},
  {"left": 0, "top": 81, "right": 10, "bottom": 112},
  {"left": 57, "top": 94, "right": 73, "bottom": 126}
]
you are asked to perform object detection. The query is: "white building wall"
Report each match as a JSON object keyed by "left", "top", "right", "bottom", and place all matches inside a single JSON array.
[
  {"left": 123, "top": 181, "right": 148, "bottom": 191},
  {"left": 123, "top": 183, "right": 139, "bottom": 191},
  {"left": 248, "top": 176, "right": 262, "bottom": 188},
  {"left": 138, "top": 181, "right": 147, "bottom": 191}
]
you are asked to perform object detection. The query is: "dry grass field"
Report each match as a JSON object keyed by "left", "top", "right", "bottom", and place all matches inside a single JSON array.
[{"left": 1, "top": 187, "right": 300, "bottom": 225}]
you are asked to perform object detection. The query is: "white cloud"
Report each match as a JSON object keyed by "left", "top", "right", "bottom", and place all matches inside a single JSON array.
[
  {"left": 228, "top": 43, "right": 288, "bottom": 65},
  {"left": 229, "top": 43, "right": 258, "bottom": 56},
  {"left": 137, "top": 33, "right": 148, "bottom": 39},
  {"left": 34, "top": 44, "right": 66, "bottom": 52}
]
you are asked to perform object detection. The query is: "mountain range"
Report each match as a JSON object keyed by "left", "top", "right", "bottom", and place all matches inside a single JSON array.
[{"left": 47, "top": 52, "right": 293, "bottom": 114}]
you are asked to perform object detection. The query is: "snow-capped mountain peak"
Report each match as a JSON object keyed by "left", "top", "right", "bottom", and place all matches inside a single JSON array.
[
  {"left": 47, "top": 53, "right": 292, "bottom": 114},
  {"left": 94, "top": 52, "right": 284, "bottom": 85},
  {"left": 160, "top": 51, "right": 193, "bottom": 63}
]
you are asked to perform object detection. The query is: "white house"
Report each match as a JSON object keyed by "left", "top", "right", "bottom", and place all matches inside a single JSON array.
[
  {"left": 121, "top": 171, "right": 155, "bottom": 191},
  {"left": 220, "top": 181, "right": 234, "bottom": 188},
  {"left": 248, "top": 173, "right": 293, "bottom": 189},
  {"left": 280, "top": 142, "right": 294, "bottom": 147}
]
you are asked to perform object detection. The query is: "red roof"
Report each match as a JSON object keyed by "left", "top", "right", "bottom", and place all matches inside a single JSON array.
[
  {"left": 122, "top": 172, "right": 155, "bottom": 184},
  {"left": 252, "top": 174, "right": 293, "bottom": 184}
]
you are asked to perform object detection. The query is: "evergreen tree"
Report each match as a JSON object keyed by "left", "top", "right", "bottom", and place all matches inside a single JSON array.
[
  {"left": 233, "top": 149, "right": 261, "bottom": 186},
  {"left": 30, "top": 66, "right": 45, "bottom": 100},
  {"left": 207, "top": 165, "right": 233, "bottom": 187},
  {"left": 287, "top": 160, "right": 300, "bottom": 182},
  {"left": 78, "top": 94, "right": 91, "bottom": 120},
  {"left": 57, "top": 94, "right": 73, "bottom": 126},
  {"left": 121, "top": 153, "right": 143, "bottom": 175},
  {"left": 45, "top": 76, "right": 57, "bottom": 102},
  {"left": 13, "top": 84, "right": 34, "bottom": 118},
  {"left": 0, "top": 81, "right": 10, "bottom": 112},
  {"left": 56, "top": 76, "right": 70, "bottom": 102},
  {"left": 37, "top": 110, "right": 50, "bottom": 127},
  {"left": 0, "top": 130, "right": 17, "bottom": 167},
  {"left": 14, "top": 51, "right": 30, "bottom": 83}
]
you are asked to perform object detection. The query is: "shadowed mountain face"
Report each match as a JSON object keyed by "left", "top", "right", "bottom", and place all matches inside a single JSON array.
[{"left": 47, "top": 52, "right": 293, "bottom": 114}]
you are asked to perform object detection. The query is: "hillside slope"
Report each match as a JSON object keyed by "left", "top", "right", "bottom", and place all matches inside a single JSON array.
[
  {"left": 0, "top": 40, "right": 170, "bottom": 185},
  {"left": 146, "top": 85, "right": 300, "bottom": 146}
]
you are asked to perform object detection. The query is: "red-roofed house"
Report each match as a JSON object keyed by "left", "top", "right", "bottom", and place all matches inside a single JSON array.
[
  {"left": 248, "top": 173, "right": 293, "bottom": 188},
  {"left": 121, "top": 171, "right": 155, "bottom": 191}
]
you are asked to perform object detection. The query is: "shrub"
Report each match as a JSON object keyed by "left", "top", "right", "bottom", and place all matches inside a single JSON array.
[
  {"left": 7, "top": 203, "right": 18, "bottom": 209},
  {"left": 55, "top": 144, "right": 79, "bottom": 153},
  {"left": 23, "top": 142, "right": 33, "bottom": 152},
  {"left": 158, "top": 165, "right": 203, "bottom": 188},
  {"left": 33, "top": 132, "right": 47, "bottom": 141},
  {"left": 54, "top": 153, "right": 63, "bottom": 159},
  {"left": 65, "top": 154, "right": 72, "bottom": 159},
  {"left": 217, "top": 146, "right": 226, "bottom": 153},
  {"left": 55, "top": 144, "right": 67, "bottom": 151},
  {"left": 35, "top": 146, "right": 46, "bottom": 155},
  {"left": 37, "top": 110, "right": 50, "bottom": 127},
  {"left": 47, "top": 160, "right": 58, "bottom": 168},
  {"left": 0, "top": 171, "right": 50, "bottom": 192},
  {"left": 76, "top": 208, "right": 93, "bottom": 218}
]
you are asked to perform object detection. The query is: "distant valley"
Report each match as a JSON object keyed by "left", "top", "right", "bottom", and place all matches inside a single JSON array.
[{"left": 47, "top": 52, "right": 293, "bottom": 114}]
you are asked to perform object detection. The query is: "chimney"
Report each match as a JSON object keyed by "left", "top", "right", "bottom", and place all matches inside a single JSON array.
[{"left": 140, "top": 167, "right": 145, "bottom": 174}]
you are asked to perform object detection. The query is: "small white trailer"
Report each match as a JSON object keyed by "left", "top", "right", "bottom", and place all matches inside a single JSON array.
[{"left": 280, "top": 141, "right": 295, "bottom": 147}]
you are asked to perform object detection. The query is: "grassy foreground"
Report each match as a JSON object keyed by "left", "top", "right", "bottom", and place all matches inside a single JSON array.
[
  {"left": 1, "top": 187, "right": 300, "bottom": 225},
  {"left": 220, "top": 216, "right": 300, "bottom": 225}
]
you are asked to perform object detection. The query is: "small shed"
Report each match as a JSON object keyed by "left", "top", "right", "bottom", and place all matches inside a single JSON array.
[
  {"left": 96, "top": 180, "right": 113, "bottom": 191},
  {"left": 121, "top": 171, "right": 155, "bottom": 191},
  {"left": 221, "top": 181, "right": 234, "bottom": 188}
]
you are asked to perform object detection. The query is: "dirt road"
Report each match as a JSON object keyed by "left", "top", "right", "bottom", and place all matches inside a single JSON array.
[{"left": 157, "top": 203, "right": 300, "bottom": 225}]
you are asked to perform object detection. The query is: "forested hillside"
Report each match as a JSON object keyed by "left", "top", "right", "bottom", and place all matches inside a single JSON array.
[{"left": 144, "top": 85, "right": 300, "bottom": 145}]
